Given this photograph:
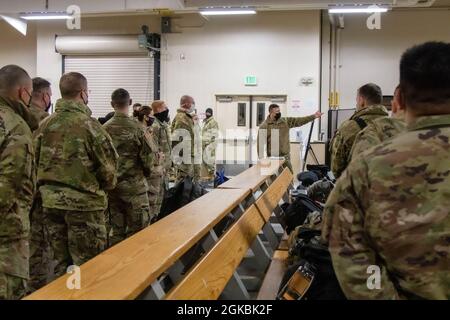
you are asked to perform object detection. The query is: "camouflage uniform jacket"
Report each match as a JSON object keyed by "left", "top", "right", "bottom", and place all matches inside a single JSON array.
[
  {"left": 258, "top": 114, "right": 316, "bottom": 157},
  {"left": 29, "top": 103, "right": 49, "bottom": 125},
  {"left": 202, "top": 116, "right": 219, "bottom": 148},
  {"left": 171, "top": 108, "right": 196, "bottom": 158},
  {"left": 321, "top": 114, "right": 450, "bottom": 300},
  {"left": 151, "top": 117, "right": 172, "bottom": 172},
  {"left": 0, "top": 96, "right": 36, "bottom": 278},
  {"left": 330, "top": 104, "right": 388, "bottom": 178},
  {"left": 103, "top": 112, "right": 155, "bottom": 192},
  {"left": 350, "top": 116, "right": 406, "bottom": 159},
  {"left": 34, "top": 99, "right": 118, "bottom": 211}
]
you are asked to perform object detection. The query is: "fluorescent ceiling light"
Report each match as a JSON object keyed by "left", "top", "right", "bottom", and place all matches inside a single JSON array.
[
  {"left": 20, "top": 13, "right": 71, "bottom": 20},
  {"left": 0, "top": 15, "right": 27, "bottom": 36},
  {"left": 200, "top": 10, "right": 256, "bottom": 16},
  {"left": 329, "top": 7, "right": 389, "bottom": 13}
]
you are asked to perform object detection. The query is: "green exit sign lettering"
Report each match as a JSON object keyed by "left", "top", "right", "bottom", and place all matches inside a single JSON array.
[{"left": 245, "top": 75, "right": 257, "bottom": 86}]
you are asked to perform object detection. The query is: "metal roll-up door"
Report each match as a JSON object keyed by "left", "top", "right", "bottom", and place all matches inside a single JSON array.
[{"left": 63, "top": 55, "right": 154, "bottom": 118}]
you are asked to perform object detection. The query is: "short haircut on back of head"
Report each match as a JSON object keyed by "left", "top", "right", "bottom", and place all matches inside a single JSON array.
[
  {"left": 358, "top": 83, "right": 382, "bottom": 105},
  {"left": 111, "top": 88, "right": 130, "bottom": 107},
  {"left": 400, "top": 41, "right": 450, "bottom": 113},
  {"left": 269, "top": 104, "right": 280, "bottom": 111},
  {"left": 59, "top": 72, "right": 87, "bottom": 99},
  {"left": 0, "top": 64, "right": 30, "bottom": 92},
  {"left": 32, "top": 77, "right": 51, "bottom": 94}
]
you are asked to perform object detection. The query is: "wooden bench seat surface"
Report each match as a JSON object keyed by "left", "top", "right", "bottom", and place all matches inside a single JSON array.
[
  {"left": 24, "top": 188, "right": 251, "bottom": 300},
  {"left": 218, "top": 159, "right": 284, "bottom": 192},
  {"left": 165, "top": 204, "right": 266, "bottom": 300}
]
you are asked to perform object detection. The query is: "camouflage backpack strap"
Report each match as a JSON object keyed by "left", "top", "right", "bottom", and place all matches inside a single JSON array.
[{"left": 353, "top": 117, "right": 368, "bottom": 130}]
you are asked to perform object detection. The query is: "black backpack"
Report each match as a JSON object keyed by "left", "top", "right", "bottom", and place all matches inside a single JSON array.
[
  {"left": 281, "top": 193, "right": 324, "bottom": 234},
  {"left": 279, "top": 227, "right": 346, "bottom": 300},
  {"left": 159, "top": 177, "right": 208, "bottom": 220}
]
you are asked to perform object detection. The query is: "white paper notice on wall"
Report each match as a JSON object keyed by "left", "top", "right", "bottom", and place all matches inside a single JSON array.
[{"left": 291, "top": 100, "right": 301, "bottom": 111}]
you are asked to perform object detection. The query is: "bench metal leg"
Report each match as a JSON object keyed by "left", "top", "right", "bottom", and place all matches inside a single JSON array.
[
  {"left": 221, "top": 271, "right": 250, "bottom": 300},
  {"left": 202, "top": 229, "right": 219, "bottom": 251},
  {"left": 262, "top": 223, "right": 279, "bottom": 250},
  {"left": 249, "top": 234, "right": 272, "bottom": 269},
  {"left": 139, "top": 280, "right": 166, "bottom": 300},
  {"left": 168, "top": 260, "right": 185, "bottom": 285}
]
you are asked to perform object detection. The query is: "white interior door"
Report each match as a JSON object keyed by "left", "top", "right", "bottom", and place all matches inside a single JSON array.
[{"left": 215, "top": 96, "right": 250, "bottom": 164}]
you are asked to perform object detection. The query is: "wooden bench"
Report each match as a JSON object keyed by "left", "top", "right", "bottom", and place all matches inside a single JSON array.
[
  {"left": 166, "top": 168, "right": 293, "bottom": 300},
  {"left": 24, "top": 188, "right": 251, "bottom": 300},
  {"left": 219, "top": 159, "right": 288, "bottom": 250},
  {"left": 218, "top": 159, "right": 285, "bottom": 193},
  {"left": 24, "top": 160, "right": 288, "bottom": 300},
  {"left": 257, "top": 243, "right": 290, "bottom": 300}
]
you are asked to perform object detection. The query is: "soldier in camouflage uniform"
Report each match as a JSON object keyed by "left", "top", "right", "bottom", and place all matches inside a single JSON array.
[
  {"left": 32, "top": 72, "right": 118, "bottom": 284},
  {"left": 171, "top": 95, "right": 201, "bottom": 182},
  {"left": 321, "top": 42, "right": 450, "bottom": 299},
  {"left": 201, "top": 108, "right": 219, "bottom": 181},
  {"left": 103, "top": 89, "right": 155, "bottom": 246},
  {"left": 0, "top": 65, "right": 36, "bottom": 299},
  {"left": 29, "top": 77, "right": 51, "bottom": 125},
  {"left": 350, "top": 87, "right": 406, "bottom": 159},
  {"left": 257, "top": 104, "right": 322, "bottom": 173},
  {"left": 330, "top": 83, "right": 388, "bottom": 178},
  {"left": 148, "top": 101, "right": 172, "bottom": 220}
]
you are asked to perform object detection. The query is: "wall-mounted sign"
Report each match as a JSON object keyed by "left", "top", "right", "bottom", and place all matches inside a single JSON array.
[
  {"left": 291, "top": 100, "right": 301, "bottom": 110},
  {"left": 245, "top": 75, "right": 257, "bottom": 86}
]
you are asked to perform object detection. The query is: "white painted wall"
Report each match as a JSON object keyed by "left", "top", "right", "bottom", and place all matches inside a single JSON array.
[
  {"left": 0, "top": 21, "right": 37, "bottom": 77},
  {"left": 2, "top": 8, "right": 450, "bottom": 141},
  {"left": 336, "top": 9, "right": 450, "bottom": 109},
  {"left": 161, "top": 11, "right": 322, "bottom": 141}
]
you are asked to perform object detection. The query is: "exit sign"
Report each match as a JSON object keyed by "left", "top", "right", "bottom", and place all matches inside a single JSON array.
[{"left": 245, "top": 75, "right": 257, "bottom": 86}]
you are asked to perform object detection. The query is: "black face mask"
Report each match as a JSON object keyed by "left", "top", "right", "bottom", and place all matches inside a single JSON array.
[
  {"left": 45, "top": 102, "right": 53, "bottom": 112},
  {"left": 133, "top": 110, "right": 140, "bottom": 118},
  {"left": 22, "top": 90, "right": 32, "bottom": 107},
  {"left": 275, "top": 112, "right": 281, "bottom": 121},
  {"left": 205, "top": 113, "right": 212, "bottom": 119},
  {"left": 146, "top": 117, "right": 155, "bottom": 127},
  {"left": 154, "top": 109, "right": 169, "bottom": 123}
]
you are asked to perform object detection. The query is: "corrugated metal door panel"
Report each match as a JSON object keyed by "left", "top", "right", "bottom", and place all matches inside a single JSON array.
[{"left": 64, "top": 55, "right": 154, "bottom": 118}]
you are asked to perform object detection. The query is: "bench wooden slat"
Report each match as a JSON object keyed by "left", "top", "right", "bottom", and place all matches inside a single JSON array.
[
  {"left": 256, "top": 250, "right": 289, "bottom": 300},
  {"left": 218, "top": 159, "right": 284, "bottom": 192},
  {"left": 24, "top": 188, "right": 251, "bottom": 300},
  {"left": 165, "top": 204, "right": 265, "bottom": 300},
  {"left": 255, "top": 167, "right": 293, "bottom": 222}
]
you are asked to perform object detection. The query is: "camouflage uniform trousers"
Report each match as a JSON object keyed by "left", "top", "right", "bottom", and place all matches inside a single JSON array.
[
  {"left": 147, "top": 171, "right": 167, "bottom": 222},
  {"left": 28, "top": 196, "right": 51, "bottom": 293},
  {"left": 107, "top": 190, "right": 151, "bottom": 247},
  {"left": 0, "top": 273, "right": 26, "bottom": 300},
  {"left": 42, "top": 207, "right": 107, "bottom": 279},
  {"left": 175, "top": 159, "right": 201, "bottom": 183},
  {"left": 0, "top": 202, "right": 30, "bottom": 299},
  {"left": 201, "top": 142, "right": 216, "bottom": 180}
]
